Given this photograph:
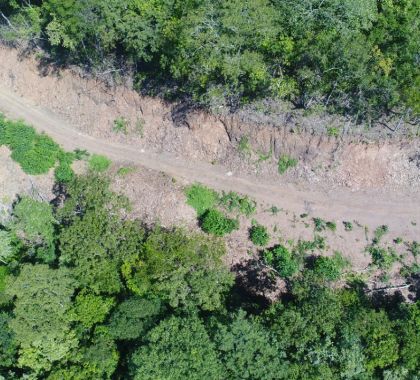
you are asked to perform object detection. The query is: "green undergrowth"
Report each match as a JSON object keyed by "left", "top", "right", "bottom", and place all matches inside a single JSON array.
[
  {"left": 185, "top": 184, "right": 257, "bottom": 237},
  {"left": 0, "top": 114, "right": 93, "bottom": 183}
]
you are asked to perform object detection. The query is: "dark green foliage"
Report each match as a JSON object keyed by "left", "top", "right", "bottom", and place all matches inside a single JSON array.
[
  {"left": 130, "top": 316, "right": 223, "bottom": 380},
  {"left": 368, "top": 245, "right": 397, "bottom": 269},
  {"left": 0, "top": 312, "right": 17, "bottom": 368},
  {"left": 185, "top": 183, "right": 219, "bottom": 217},
  {"left": 200, "top": 209, "right": 239, "bottom": 237},
  {"left": 107, "top": 297, "right": 163, "bottom": 340},
  {"left": 343, "top": 221, "right": 353, "bottom": 231},
  {"left": 213, "top": 311, "right": 288, "bottom": 379},
  {"left": 2, "top": 0, "right": 419, "bottom": 121},
  {"left": 262, "top": 244, "right": 300, "bottom": 278},
  {"left": 278, "top": 154, "right": 298, "bottom": 174},
  {"left": 0, "top": 127, "right": 418, "bottom": 378},
  {"left": 249, "top": 224, "right": 270, "bottom": 246},
  {"left": 312, "top": 252, "right": 347, "bottom": 281}
]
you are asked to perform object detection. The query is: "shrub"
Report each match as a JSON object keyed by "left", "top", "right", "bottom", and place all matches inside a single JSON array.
[
  {"left": 313, "top": 217, "right": 327, "bottom": 232},
  {"left": 368, "top": 246, "right": 397, "bottom": 270},
  {"left": 89, "top": 154, "right": 111, "bottom": 172},
  {"left": 278, "top": 155, "right": 297, "bottom": 174},
  {"left": 219, "top": 191, "right": 256, "bottom": 217},
  {"left": 373, "top": 225, "right": 389, "bottom": 243},
  {"left": 200, "top": 209, "right": 239, "bottom": 237},
  {"left": 185, "top": 184, "right": 219, "bottom": 217},
  {"left": 313, "top": 252, "right": 347, "bottom": 281},
  {"left": 343, "top": 221, "right": 353, "bottom": 231},
  {"left": 262, "top": 244, "right": 299, "bottom": 278},
  {"left": 326, "top": 221, "right": 336, "bottom": 232},
  {"left": 54, "top": 162, "right": 74, "bottom": 183},
  {"left": 249, "top": 224, "right": 270, "bottom": 246}
]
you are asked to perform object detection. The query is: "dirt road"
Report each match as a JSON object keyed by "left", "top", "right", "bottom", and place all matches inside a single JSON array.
[{"left": 0, "top": 85, "right": 419, "bottom": 238}]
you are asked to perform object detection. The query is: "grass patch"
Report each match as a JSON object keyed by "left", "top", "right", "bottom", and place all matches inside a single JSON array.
[
  {"left": 238, "top": 136, "right": 252, "bottom": 156},
  {"left": 185, "top": 184, "right": 219, "bottom": 217},
  {"left": 89, "top": 154, "right": 112, "bottom": 172},
  {"left": 117, "top": 166, "right": 136, "bottom": 176},
  {"left": 113, "top": 117, "right": 129, "bottom": 134},
  {"left": 278, "top": 154, "right": 297, "bottom": 174}
]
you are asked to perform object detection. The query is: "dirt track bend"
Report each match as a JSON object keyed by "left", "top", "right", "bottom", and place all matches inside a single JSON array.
[{"left": 0, "top": 85, "right": 419, "bottom": 238}]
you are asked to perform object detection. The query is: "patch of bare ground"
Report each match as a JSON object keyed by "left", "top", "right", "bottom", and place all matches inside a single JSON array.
[
  {"left": 0, "top": 46, "right": 418, "bottom": 194},
  {"left": 109, "top": 164, "right": 197, "bottom": 229}
]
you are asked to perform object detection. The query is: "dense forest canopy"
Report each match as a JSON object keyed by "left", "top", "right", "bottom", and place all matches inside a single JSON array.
[
  {"left": 0, "top": 169, "right": 419, "bottom": 378},
  {"left": 0, "top": 0, "right": 419, "bottom": 122}
]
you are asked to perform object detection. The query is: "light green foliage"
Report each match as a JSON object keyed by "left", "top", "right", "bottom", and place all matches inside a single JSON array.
[
  {"left": 185, "top": 183, "right": 219, "bottom": 217},
  {"left": 0, "top": 114, "right": 63, "bottom": 174},
  {"left": 249, "top": 224, "right": 270, "bottom": 246},
  {"left": 6, "top": 264, "right": 78, "bottom": 374},
  {"left": 373, "top": 225, "right": 389, "bottom": 243},
  {"left": 355, "top": 310, "right": 399, "bottom": 372},
  {"left": 113, "top": 117, "right": 128, "bottom": 134},
  {"left": 213, "top": 311, "right": 287, "bottom": 379},
  {"left": 117, "top": 166, "right": 135, "bottom": 176},
  {"left": 12, "top": 197, "right": 56, "bottom": 263},
  {"left": 263, "top": 244, "right": 300, "bottom": 278},
  {"left": 0, "top": 231, "right": 14, "bottom": 264},
  {"left": 130, "top": 316, "right": 223, "bottom": 380},
  {"left": 313, "top": 252, "right": 347, "bottom": 281},
  {"left": 107, "top": 297, "right": 163, "bottom": 340},
  {"left": 89, "top": 154, "right": 111, "bottom": 172},
  {"left": 200, "top": 209, "right": 239, "bottom": 237},
  {"left": 122, "top": 228, "right": 234, "bottom": 310},
  {"left": 219, "top": 191, "right": 256, "bottom": 216},
  {"left": 58, "top": 175, "right": 140, "bottom": 294},
  {"left": 71, "top": 292, "right": 115, "bottom": 328},
  {"left": 238, "top": 136, "right": 252, "bottom": 156},
  {"left": 278, "top": 154, "right": 298, "bottom": 174}
]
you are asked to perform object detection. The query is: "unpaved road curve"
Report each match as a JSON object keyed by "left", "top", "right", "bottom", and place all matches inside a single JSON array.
[{"left": 0, "top": 86, "right": 419, "bottom": 238}]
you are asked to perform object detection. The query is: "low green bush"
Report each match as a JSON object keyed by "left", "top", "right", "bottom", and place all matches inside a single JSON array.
[
  {"left": 262, "top": 244, "right": 299, "bottom": 278},
  {"left": 249, "top": 224, "right": 270, "bottom": 246},
  {"left": 185, "top": 184, "right": 219, "bottom": 217},
  {"left": 89, "top": 154, "right": 112, "bottom": 172},
  {"left": 313, "top": 252, "right": 347, "bottom": 281},
  {"left": 219, "top": 191, "right": 256, "bottom": 217},
  {"left": 200, "top": 209, "right": 239, "bottom": 237}
]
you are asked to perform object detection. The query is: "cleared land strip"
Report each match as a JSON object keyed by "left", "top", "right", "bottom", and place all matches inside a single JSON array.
[{"left": 0, "top": 85, "right": 418, "bottom": 238}]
